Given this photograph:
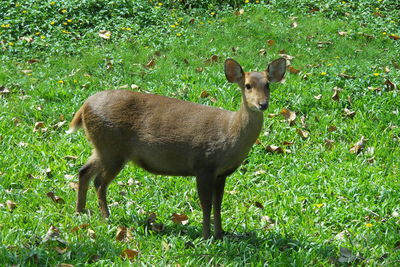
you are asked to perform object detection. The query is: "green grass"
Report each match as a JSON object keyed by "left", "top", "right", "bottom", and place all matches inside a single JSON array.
[{"left": 1, "top": 1, "right": 400, "bottom": 266}]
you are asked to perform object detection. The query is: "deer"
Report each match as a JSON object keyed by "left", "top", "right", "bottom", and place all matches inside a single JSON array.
[{"left": 67, "top": 57, "right": 286, "bottom": 239}]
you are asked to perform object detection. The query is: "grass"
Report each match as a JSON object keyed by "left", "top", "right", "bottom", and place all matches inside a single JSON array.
[{"left": 1, "top": 1, "right": 400, "bottom": 266}]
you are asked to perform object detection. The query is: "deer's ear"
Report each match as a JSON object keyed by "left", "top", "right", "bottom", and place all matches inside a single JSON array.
[
  {"left": 266, "top": 58, "right": 286, "bottom": 83},
  {"left": 225, "top": 59, "right": 244, "bottom": 84}
]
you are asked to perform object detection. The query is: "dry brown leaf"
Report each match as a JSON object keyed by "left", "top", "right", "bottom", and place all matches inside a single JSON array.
[
  {"left": 235, "top": 9, "right": 244, "bottom": 16},
  {"left": 384, "top": 79, "right": 397, "bottom": 90},
  {"left": 171, "top": 213, "right": 189, "bottom": 225},
  {"left": 259, "top": 49, "right": 267, "bottom": 56},
  {"left": 120, "top": 249, "right": 139, "bottom": 261},
  {"left": 162, "top": 241, "right": 171, "bottom": 251},
  {"left": 33, "top": 121, "right": 46, "bottom": 132},
  {"left": 279, "top": 53, "right": 294, "bottom": 61},
  {"left": 338, "top": 73, "right": 356, "bottom": 79},
  {"left": 282, "top": 141, "right": 294, "bottom": 146},
  {"left": 64, "top": 155, "right": 78, "bottom": 160},
  {"left": 99, "top": 30, "right": 111, "bottom": 40},
  {"left": 338, "top": 31, "right": 347, "bottom": 36},
  {"left": 145, "top": 59, "right": 156, "bottom": 69},
  {"left": 296, "top": 129, "right": 309, "bottom": 139},
  {"left": 281, "top": 108, "right": 296, "bottom": 124},
  {"left": 189, "top": 18, "right": 195, "bottom": 24},
  {"left": 314, "top": 94, "right": 322, "bottom": 100},
  {"left": 288, "top": 65, "right": 300, "bottom": 74},
  {"left": 384, "top": 66, "right": 390, "bottom": 73},
  {"left": 46, "top": 192, "right": 65, "bottom": 204},
  {"left": 231, "top": 47, "right": 238, "bottom": 53},
  {"left": 327, "top": 125, "right": 337, "bottom": 132},
  {"left": 20, "top": 36, "right": 33, "bottom": 43},
  {"left": 55, "top": 246, "right": 68, "bottom": 254},
  {"left": 53, "top": 121, "right": 66, "bottom": 130},
  {"left": 195, "top": 67, "right": 204, "bottom": 73},
  {"left": 210, "top": 97, "right": 217, "bottom": 103},
  {"left": 200, "top": 90, "right": 210, "bottom": 98},
  {"left": 265, "top": 145, "right": 290, "bottom": 154},
  {"left": 367, "top": 157, "right": 375, "bottom": 163},
  {"left": 350, "top": 136, "right": 367, "bottom": 154},
  {"left": 332, "top": 87, "right": 341, "bottom": 101},
  {"left": 71, "top": 224, "right": 89, "bottom": 233},
  {"left": 116, "top": 226, "right": 132, "bottom": 242},
  {"left": 0, "top": 86, "right": 11, "bottom": 95},
  {"left": 205, "top": 55, "right": 219, "bottom": 64},
  {"left": 324, "top": 139, "right": 334, "bottom": 149},
  {"left": 254, "top": 201, "right": 264, "bottom": 209},
  {"left": 21, "top": 69, "right": 32, "bottom": 74},
  {"left": 6, "top": 200, "right": 17, "bottom": 211},
  {"left": 267, "top": 39, "right": 275, "bottom": 46},
  {"left": 389, "top": 34, "right": 399, "bottom": 40},
  {"left": 27, "top": 59, "right": 40, "bottom": 64},
  {"left": 344, "top": 108, "right": 356, "bottom": 118},
  {"left": 291, "top": 21, "right": 298, "bottom": 28},
  {"left": 57, "top": 264, "right": 75, "bottom": 267}
]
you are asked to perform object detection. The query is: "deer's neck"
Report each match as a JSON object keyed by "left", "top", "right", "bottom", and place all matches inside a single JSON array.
[{"left": 230, "top": 96, "right": 264, "bottom": 147}]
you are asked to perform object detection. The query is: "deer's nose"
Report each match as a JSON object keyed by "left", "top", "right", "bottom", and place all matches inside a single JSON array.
[{"left": 259, "top": 103, "right": 268, "bottom": 111}]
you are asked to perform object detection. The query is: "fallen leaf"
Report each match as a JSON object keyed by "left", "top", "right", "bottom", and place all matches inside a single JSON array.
[
  {"left": 281, "top": 108, "right": 296, "bottom": 125},
  {"left": 205, "top": 55, "right": 219, "bottom": 64},
  {"left": 259, "top": 49, "right": 267, "bottom": 55},
  {"left": 265, "top": 145, "right": 290, "bottom": 154},
  {"left": 0, "top": 86, "right": 10, "bottom": 95},
  {"left": 46, "top": 192, "right": 65, "bottom": 204},
  {"left": 42, "top": 225, "right": 67, "bottom": 245},
  {"left": 331, "top": 87, "right": 341, "bottom": 101},
  {"left": 338, "top": 31, "right": 347, "bottom": 36},
  {"left": 288, "top": 65, "right": 300, "bottom": 74},
  {"left": 21, "top": 69, "right": 32, "bottom": 74},
  {"left": 279, "top": 53, "right": 294, "bottom": 61},
  {"left": 189, "top": 18, "right": 195, "bottom": 24},
  {"left": 27, "top": 59, "right": 40, "bottom": 64},
  {"left": 282, "top": 141, "right": 294, "bottom": 146},
  {"left": 344, "top": 108, "right": 356, "bottom": 118},
  {"left": 291, "top": 21, "right": 298, "bottom": 28},
  {"left": 350, "top": 136, "right": 367, "bottom": 154},
  {"left": 235, "top": 9, "right": 244, "bottom": 16},
  {"left": 367, "top": 157, "right": 375, "bottom": 163},
  {"left": 254, "top": 201, "right": 264, "bottom": 209},
  {"left": 64, "top": 155, "right": 78, "bottom": 160},
  {"left": 267, "top": 39, "right": 275, "bottom": 46},
  {"left": 296, "top": 129, "right": 309, "bottom": 139},
  {"left": 309, "top": 7, "right": 320, "bottom": 13},
  {"left": 171, "top": 213, "right": 189, "bottom": 225},
  {"left": 384, "top": 66, "right": 390, "bottom": 73},
  {"left": 120, "top": 249, "right": 139, "bottom": 261},
  {"left": 55, "top": 246, "right": 68, "bottom": 254},
  {"left": 267, "top": 113, "right": 279, "bottom": 118},
  {"left": 231, "top": 47, "right": 238, "bottom": 53},
  {"left": 392, "top": 60, "right": 400, "bottom": 69},
  {"left": 53, "top": 121, "right": 66, "bottom": 130},
  {"left": 33, "top": 121, "right": 46, "bottom": 132},
  {"left": 145, "top": 59, "right": 156, "bottom": 69},
  {"left": 57, "top": 264, "right": 74, "bottom": 267},
  {"left": 324, "top": 139, "right": 334, "bottom": 149},
  {"left": 105, "top": 59, "right": 113, "bottom": 70},
  {"left": 384, "top": 79, "right": 397, "bottom": 90},
  {"left": 71, "top": 224, "right": 89, "bottom": 233},
  {"left": 200, "top": 90, "right": 210, "bottom": 98},
  {"left": 327, "top": 125, "right": 337, "bottom": 132},
  {"left": 6, "top": 200, "right": 17, "bottom": 211},
  {"left": 20, "top": 36, "right": 33, "bottom": 43},
  {"left": 338, "top": 73, "right": 356, "bottom": 79},
  {"left": 195, "top": 67, "right": 204, "bottom": 72},
  {"left": 314, "top": 94, "right": 322, "bottom": 100},
  {"left": 389, "top": 34, "right": 399, "bottom": 40},
  {"left": 99, "top": 30, "right": 111, "bottom": 40},
  {"left": 116, "top": 226, "right": 132, "bottom": 242}
]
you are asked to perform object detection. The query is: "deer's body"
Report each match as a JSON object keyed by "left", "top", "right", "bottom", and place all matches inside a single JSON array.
[{"left": 69, "top": 58, "right": 286, "bottom": 239}]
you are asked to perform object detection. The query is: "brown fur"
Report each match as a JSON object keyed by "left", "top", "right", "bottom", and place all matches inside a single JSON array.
[{"left": 69, "top": 58, "right": 286, "bottom": 239}]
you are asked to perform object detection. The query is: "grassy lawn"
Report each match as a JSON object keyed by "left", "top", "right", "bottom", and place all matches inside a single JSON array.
[{"left": 1, "top": 1, "right": 399, "bottom": 266}]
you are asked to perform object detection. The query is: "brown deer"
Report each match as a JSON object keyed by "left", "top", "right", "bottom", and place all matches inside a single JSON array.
[{"left": 68, "top": 58, "right": 286, "bottom": 239}]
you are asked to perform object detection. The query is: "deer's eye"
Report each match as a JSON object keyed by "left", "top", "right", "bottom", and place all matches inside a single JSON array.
[{"left": 245, "top": 84, "right": 251, "bottom": 90}]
